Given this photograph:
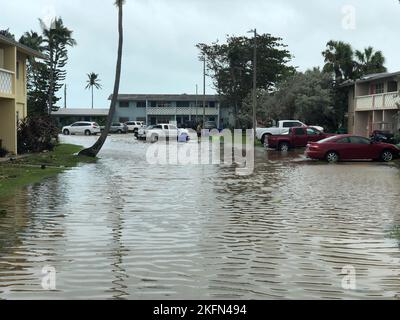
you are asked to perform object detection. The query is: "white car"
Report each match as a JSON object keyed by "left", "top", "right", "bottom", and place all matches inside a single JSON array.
[
  {"left": 256, "top": 120, "right": 324, "bottom": 145},
  {"left": 62, "top": 122, "right": 101, "bottom": 136},
  {"left": 138, "top": 124, "right": 189, "bottom": 142},
  {"left": 125, "top": 121, "right": 145, "bottom": 134}
]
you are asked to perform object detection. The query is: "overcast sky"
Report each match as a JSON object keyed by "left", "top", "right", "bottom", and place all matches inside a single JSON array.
[{"left": 2, "top": 0, "right": 400, "bottom": 108}]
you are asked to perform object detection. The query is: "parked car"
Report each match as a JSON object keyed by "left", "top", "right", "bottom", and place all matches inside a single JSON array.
[
  {"left": 125, "top": 121, "right": 145, "bottom": 134},
  {"left": 110, "top": 122, "right": 128, "bottom": 134},
  {"left": 305, "top": 135, "right": 400, "bottom": 163},
  {"left": 256, "top": 120, "right": 324, "bottom": 145},
  {"left": 138, "top": 125, "right": 153, "bottom": 140},
  {"left": 138, "top": 124, "right": 189, "bottom": 142},
  {"left": 370, "top": 130, "right": 397, "bottom": 145},
  {"left": 266, "top": 127, "right": 335, "bottom": 151},
  {"left": 62, "top": 122, "right": 101, "bottom": 136}
]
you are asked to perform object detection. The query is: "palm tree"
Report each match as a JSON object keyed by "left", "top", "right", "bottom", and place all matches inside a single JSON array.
[
  {"left": 79, "top": 0, "right": 125, "bottom": 157},
  {"left": 355, "top": 46, "right": 387, "bottom": 77},
  {"left": 322, "top": 40, "right": 355, "bottom": 83},
  {"left": 85, "top": 73, "right": 102, "bottom": 109}
]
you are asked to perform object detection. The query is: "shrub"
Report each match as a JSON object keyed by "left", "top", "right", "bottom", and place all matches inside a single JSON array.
[
  {"left": 0, "top": 147, "right": 8, "bottom": 158},
  {"left": 394, "top": 132, "right": 400, "bottom": 144},
  {"left": 17, "top": 116, "right": 59, "bottom": 154}
]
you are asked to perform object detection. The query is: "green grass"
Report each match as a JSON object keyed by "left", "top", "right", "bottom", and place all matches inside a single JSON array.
[
  {"left": 0, "top": 144, "right": 96, "bottom": 200},
  {"left": 387, "top": 226, "right": 400, "bottom": 242}
]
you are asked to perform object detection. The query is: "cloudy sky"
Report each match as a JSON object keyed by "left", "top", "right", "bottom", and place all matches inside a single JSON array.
[{"left": 2, "top": 0, "right": 400, "bottom": 108}]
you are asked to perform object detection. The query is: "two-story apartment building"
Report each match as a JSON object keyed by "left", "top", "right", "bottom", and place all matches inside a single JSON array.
[
  {"left": 111, "top": 94, "right": 234, "bottom": 128},
  {"left": 345, "top": 72, "right": 400, "bottom": 137},
  {"left": 0, "top": 34, "right": 45, "bottom": 155}
]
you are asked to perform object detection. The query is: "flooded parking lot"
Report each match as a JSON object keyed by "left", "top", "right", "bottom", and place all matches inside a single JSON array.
[{"left": 1, "top": 134, "right": 400, "bottom": 300}]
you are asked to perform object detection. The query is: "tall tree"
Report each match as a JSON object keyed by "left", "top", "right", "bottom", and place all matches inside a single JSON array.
[
  {"left": 19, "top": 31, "right": 49, "bottom": 116},
  {"left": 255, "top": 68, "right": 337, "bottom": 131},
  {"left": 40, "top": 17, "right": 77, "bottom": 114},
  {"left": 79, "top": 0, "right": 125, "bottom": 157},
  {"left": 354, "top": 46, "right": 387, "bottom": 76},
  {"left": 322, "top": 40, "right": 355, "bottom": 83},
  {"left": 197, "top": 33, "right": 295, "bottom": 127},
  {"left": 85, "top": 72, "right": 102, "bottom": 109}
]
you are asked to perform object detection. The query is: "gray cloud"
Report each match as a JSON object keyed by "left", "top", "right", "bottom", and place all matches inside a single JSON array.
[{"left": 2, "top": 0, "right": 400, "bottom": 108}]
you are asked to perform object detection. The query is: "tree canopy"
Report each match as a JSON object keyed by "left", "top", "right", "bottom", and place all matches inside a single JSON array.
[
  {"left": 253, "top": 68, "right": 337, "bottom": 131},
  {"left": 322, "top": 40, "right": 387, "bottom": 83},
  {"left": 197, "top": 33, "right": 295, "bottom": 127},
  {"left": 19, "top": 18, "right": 76, "bottom": 115}
]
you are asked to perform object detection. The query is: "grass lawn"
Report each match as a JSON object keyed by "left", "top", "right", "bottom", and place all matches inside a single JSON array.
[{"left": 0, "top": 144, "right": 96, "bottom": 200}]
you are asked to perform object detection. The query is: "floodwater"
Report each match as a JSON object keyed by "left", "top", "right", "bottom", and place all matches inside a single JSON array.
[{"left": 1, "top": 134, "right": 400, "bottom": 300}]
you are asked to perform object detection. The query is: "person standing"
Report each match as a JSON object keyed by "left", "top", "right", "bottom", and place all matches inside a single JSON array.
[{"left": 196, "top": 122, "right": 203, "bottom": 142}]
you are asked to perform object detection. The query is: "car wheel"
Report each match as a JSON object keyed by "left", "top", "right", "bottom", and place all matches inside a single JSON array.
[
  {"left": 261, "top": 134, "right": 269, "bottom": 145},
  {"left": 152, "top": 134, "right": 159, "bottom": 143},
  {"left": 279, "top": 142, "right": 289, "bottom": 152},
  {"left": 326, "top": 151, "right": 339, "bottom": 163},
  {"left": 117, "top": 129, "right": 122, "bottom": 134},
  {"left": 381, "top": 150, "right": 394, "bottom": 162},
  {"left": 63, "top": 129, "right": 70, "bottom": 135},
  {"left": 84, "top": 130, "right": 91, "bottom": 136}
]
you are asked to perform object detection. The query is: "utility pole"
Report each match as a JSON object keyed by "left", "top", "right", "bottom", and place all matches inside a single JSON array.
[
  {"left": 203, "top": 55, "right": 206, "bottom": 125},
  {"left": 195, "top": 84, "right": 198, "bottom": 123},
  {"left": 64, "top": 84, "right": 67, "bottom": 108},
  {"left": 250, "top": 28, "right": 257, "bottom": 140}
]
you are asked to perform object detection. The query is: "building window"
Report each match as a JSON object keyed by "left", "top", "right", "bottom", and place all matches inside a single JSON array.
[
  {"left": 157, "top": 101, "right": 172, "bottom": 108},
  {"left": 136, "top": 101, "right": 146, "bottom": 108},
  {"left": 177, "top": 101, "right": 189, "bottom": 108},
  {"left": 375, "top": 83, "right": 384, "bottom": 94},
  {"left": 119, "top": 101, "right": 129, "bottom": 108},
  {"left": 209, "top": 101, "right": 216, "bottom": 108},
  {"left": 388, "top": 81, "right": 398, "bottom": 93},
  {"left": 119, "top": 117, "right": 129, "bottom": 123}
]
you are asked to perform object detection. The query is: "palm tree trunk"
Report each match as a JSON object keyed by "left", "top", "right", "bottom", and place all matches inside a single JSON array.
[
  {"left": 92, "top": 86, "right": 94, "bottom": 109},
  {"left": 79, "top": 4, "right": 123, "bottom": 157}
]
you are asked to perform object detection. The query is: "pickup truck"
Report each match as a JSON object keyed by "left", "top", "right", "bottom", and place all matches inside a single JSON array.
[
  {"left": 256, "top": 120, "right": 324, "bottom": 145},
  {"left": 266, "top": 127, "right": 334, "bottom": 151}
]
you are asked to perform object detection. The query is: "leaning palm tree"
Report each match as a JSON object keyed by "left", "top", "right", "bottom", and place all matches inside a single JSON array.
[
  {"left": 85, "top": 73, "right": 102, "bottom": 109},
  {"left": 79, "top": 0, "right": 125, "bottom": 157}
]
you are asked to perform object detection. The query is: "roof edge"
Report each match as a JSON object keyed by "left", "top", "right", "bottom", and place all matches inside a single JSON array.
[{"left": 0, "top": 34, "right": 47, "bottom": 59}]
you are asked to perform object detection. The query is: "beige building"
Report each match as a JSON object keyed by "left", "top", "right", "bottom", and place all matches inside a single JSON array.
[
  {"left": 345, "top": 72, "right": 400, "bottom": 137},
  {"left": 0, "top": 34, "right": 45, "bottom": 155}
]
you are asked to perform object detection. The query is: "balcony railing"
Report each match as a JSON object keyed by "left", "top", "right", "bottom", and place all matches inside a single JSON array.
[
  {"left": 147, "top": 106, "right": 218, "bottom": 116},
  {"left": 355, "top": 92, "right": 400, "bottom": 111},
  {"left": 0, "top": 68, "right": 14, "bottom": 96}
]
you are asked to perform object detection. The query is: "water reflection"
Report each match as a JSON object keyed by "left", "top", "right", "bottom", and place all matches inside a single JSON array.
[{"left": 0, "top": 135, "right": 400, "bottom": 299}]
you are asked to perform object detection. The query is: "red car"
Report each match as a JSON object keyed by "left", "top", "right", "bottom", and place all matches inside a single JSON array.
[
  {"left": 305, "top": 134, "right": 400, "bottom": 163},
  {"left": 267, "top": 127, "right": 334, "bottom": 151}
]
